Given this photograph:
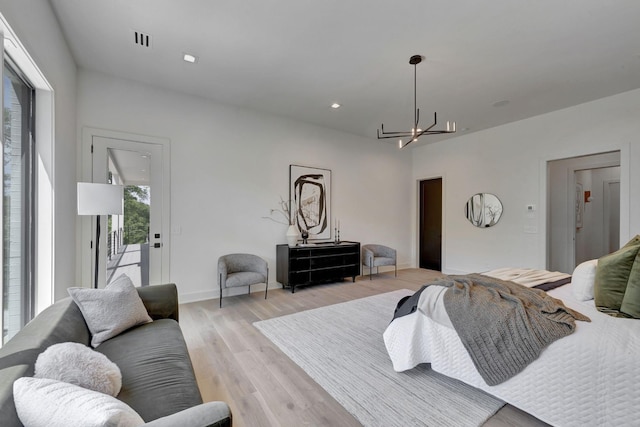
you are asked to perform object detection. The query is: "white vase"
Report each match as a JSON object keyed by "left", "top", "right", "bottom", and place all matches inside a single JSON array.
[{"left": 286, "top": 225, "right": 299, "bottom": 247}]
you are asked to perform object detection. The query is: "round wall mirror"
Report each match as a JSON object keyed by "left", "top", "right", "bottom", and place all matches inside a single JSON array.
[{"left": 464, "top": 193, "right": 503, "bottom": 227}]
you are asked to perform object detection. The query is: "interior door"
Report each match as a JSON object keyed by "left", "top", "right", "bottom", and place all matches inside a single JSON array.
[
  {"left": 419, "top": 178, "right": 442, "bottom": 271},
  {"left": 603, "top": 179, "right": 620, "bottom": 254},
  {"left": 573, "top": 165, "right": 621, "bottom": 266},
  {"left": 91, "top": 136, "right": 168, "bottom": 287}
]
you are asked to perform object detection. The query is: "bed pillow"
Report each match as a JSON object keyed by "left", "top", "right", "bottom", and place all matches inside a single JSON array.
[
  {"left": 572, "top": 259, "right": 598, "bottom": 301},
  {"left": 620, "top": 250, "right": 640, "bottom": 318},
  {"left": 13, "top": 377, "right": 144, "bottom": 427},
  {"left": 68, "top": 274, "right": 152, "bottom": 348},
  {"left": 594, "top": 236, "right": 640, "bottom": 315},
  {"left": 35, "top": 342, "right": 122, "bottom": 396}
]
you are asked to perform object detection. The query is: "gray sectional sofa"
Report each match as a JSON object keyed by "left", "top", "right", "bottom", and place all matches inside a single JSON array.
[{"left": 0, "top": 284, "right": 231, "bottom": 426}]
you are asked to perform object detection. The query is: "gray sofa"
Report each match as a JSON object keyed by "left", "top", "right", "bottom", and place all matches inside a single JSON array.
[{"left": 0, "top": 284, "right": 231, "bottom": 427}]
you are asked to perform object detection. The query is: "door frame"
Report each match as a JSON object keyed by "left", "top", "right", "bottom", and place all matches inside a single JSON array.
[
  {"left": 416, "top": 174, "right": 446, "bottom": 271},
  {"left": 80, "top": 127, "right": 171, "bottom": 288},
  {"left": 543, "top": 145, "right": 630, "bottom": 271}
]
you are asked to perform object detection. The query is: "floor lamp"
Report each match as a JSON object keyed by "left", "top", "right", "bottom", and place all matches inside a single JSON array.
[{"left": 77, "top": 182, "right": 124, "bottom": 289}]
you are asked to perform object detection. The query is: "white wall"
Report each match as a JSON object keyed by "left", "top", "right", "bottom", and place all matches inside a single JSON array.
[
  {"left": 76, "top": 69, "right": 412, "bottom": 302},
  {"left": 0, "top": 1, "right": 78, "bottom": 302},
  {"left": 412, "top": 88, "right": 640, "bottom": 274}
]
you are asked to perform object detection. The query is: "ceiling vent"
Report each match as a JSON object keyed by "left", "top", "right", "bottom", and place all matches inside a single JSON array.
[{"left": 131, "top": 30, "right": 152, "bottom": 48}]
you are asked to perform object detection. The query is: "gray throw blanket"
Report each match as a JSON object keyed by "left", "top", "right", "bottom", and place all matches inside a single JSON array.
[{"left": 433, "top": 274, "right": 590, "bottom": 386}]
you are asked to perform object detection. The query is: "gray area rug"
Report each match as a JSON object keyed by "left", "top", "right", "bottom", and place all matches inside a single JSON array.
[{"left": 254, "top": 290, "right": 504, "bottom": 427}]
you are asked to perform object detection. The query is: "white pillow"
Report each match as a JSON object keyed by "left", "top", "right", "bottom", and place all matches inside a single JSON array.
[
  {"left": 35, "top": 342, "right": 122, "bottom": 396},
  {"left": 13, "top": 377, "right": 144, "bottom": 427},
  {"left": 572, "top": 259, "right": 598, "bottom": 301},
  {"left": 68, "top": 274, "right": 152, "bottom": 348}
]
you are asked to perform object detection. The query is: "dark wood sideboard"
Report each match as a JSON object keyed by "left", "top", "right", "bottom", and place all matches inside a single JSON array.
[{"left": 276, "top": 241, "right": 361, "bottom": 293}]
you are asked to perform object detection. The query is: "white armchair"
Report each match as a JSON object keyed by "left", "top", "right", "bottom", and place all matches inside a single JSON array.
[{"left": 361, "top": 244, "right": 397, "bottom": 280}]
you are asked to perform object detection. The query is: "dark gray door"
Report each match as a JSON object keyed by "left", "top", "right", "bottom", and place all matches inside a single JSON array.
[{"left": 420, "top": 178, "right": 442, "bottom": 271}]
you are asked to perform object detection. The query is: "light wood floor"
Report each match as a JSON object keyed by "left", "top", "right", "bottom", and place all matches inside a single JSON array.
[{"left": 179, "top": 269, "right": 549, "bottom": 427}]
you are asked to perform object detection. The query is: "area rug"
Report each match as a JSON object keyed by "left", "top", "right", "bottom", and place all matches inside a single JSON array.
[{"left": 253, "top": 290, "right": 504, "bottom": 427}]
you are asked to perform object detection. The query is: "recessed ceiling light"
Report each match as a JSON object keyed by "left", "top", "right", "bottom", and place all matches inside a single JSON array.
[
  {"left": 183, "top": 53, "right": 198, "bottom": 63},
  {"left": 330, "top": 103, "right": 341, "bottom": 109}
]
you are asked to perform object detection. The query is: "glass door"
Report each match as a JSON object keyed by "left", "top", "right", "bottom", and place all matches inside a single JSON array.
[
  {"left": 91, "top": 136, "right": 167, "bottom": 288},
  {"left": 2, "top": 59, "right": 35, "bottom": 345}
]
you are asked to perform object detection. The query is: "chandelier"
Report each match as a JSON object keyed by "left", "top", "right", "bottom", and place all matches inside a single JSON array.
[{"left": 377, "top": 55, "right": 456, "bottom": 148}]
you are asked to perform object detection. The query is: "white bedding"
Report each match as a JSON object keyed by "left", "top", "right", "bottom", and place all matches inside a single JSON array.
[
  {"left": 383, "top": 282, "right": 640, "bottom": 427},
  {"left": 482, "top": 267, "right": 570, "bottom": 287}
]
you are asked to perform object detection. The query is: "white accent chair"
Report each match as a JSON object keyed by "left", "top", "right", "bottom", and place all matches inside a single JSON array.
[
  {"left": 361, "top": 244, "right": 397, "bottom": 280},
  {"left": 218, "top": 253, "right": 268, "bottom": 308}
]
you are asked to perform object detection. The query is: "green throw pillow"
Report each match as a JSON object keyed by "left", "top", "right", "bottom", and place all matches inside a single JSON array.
[
  {"left": 623, "top": 235, "right": 640, "bottom": 248},
  {"left": 620, "top": 250, "right": 640, "bottom": 318},
  {"left": 594, "top": 235, "right": 640, "bottom": 315}
]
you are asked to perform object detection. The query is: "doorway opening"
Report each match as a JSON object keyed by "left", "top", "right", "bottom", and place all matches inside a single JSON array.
[
  {"left": 547, "top": 151, "right": 621, "bottom": 273},
  {"left": 419, "top": 177, "right": 442, "bottom": 271},
  {"left": 106, "top": 181, "right": 151, "bottom": 287}
]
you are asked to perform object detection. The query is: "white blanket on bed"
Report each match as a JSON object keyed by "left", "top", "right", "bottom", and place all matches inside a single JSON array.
[
  {"left": 383, "top": 283, "right": 640, "bottom": 427},
  {"left": 482, "top": 267, "right": 570, "bottom": 287}
]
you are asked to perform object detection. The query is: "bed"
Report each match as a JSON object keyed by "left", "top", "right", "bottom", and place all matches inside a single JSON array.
[{"left": 383, "top": 267, "right": 640, "bottom": 427}]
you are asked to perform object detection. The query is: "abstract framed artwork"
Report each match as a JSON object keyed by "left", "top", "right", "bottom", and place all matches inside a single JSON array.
[{"left": 289, "top": 165, "right": 331, "bottom": 240}]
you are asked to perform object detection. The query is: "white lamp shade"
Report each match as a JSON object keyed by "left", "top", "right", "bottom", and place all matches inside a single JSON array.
[{"left": 77, "top": 182, "right": 124, "bottom": 215}]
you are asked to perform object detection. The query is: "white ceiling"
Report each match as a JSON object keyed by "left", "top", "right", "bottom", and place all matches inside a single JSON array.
[{"left": 50, "top": 0, "right": 640, "bottom": 147}]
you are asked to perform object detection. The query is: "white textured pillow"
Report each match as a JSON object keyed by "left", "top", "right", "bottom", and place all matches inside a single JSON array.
[
  {"left": 572, "top": 259, "right": 598, "bottom": 301},
  {"left": 68, "top": 274, "right": 152, "bottom": 348},
  {"left": 35, "top": 342, "right": 122, "bottom": 396},
  {"left": 13, "top": 377, "right": 144, "bottom": 427}
]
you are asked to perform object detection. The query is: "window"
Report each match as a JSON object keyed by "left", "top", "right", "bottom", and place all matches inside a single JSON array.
[{"left": 2, "top": 56, "right": 35, "bottom": 345}]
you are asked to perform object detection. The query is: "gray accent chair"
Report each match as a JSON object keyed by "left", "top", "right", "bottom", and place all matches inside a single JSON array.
[
  {"left": 362, "top": 244, "right": 397, "bottom": 280},
  {"left": 218, "top": 254, "right": 268, "bottom": 308}
]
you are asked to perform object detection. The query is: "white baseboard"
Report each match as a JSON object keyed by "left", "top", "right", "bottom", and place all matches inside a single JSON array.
[
  {"left": 179, "top": 263, "right": 415, "bottom": 304},
  {"left": 179, "top": 282, "right": 283, "bottom": 304},
  {"left": 359, "top": 262, "right": 412, "bottom": 277},
  {"left": 442, "top": 267, "right": 472, "bottom": 275}
]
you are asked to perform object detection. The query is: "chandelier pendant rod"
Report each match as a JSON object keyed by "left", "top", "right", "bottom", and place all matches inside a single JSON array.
[{"left": 413, "top": 60, "right": 419, "bottom": 136}]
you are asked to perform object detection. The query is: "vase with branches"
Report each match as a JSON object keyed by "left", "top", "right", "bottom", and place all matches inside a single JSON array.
[{"left": 263, "top": 196, "right": 299, "bottom": 246}]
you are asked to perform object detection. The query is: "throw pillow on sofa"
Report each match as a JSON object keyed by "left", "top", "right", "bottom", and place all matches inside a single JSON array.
[
  {"left": 35, "top": 342, "right": 122, "bottom": 396},
  {"left": 13, "top": 377, "right": 144, "bottom": 427},
  {"left": 68, "top": 274, "right": 152, "bottom": 347}
]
